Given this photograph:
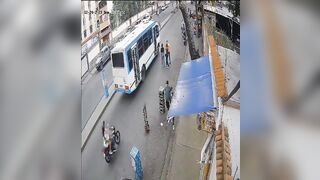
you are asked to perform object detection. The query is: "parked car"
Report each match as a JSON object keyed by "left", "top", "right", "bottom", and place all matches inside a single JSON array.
[
  {"left": 161, "top": 6, "right": 166, "bottom": 11},
  {"left": 95, "top": 45, "right": 111, "bottom": 71},
  {"left": 135, "top": 18, "right": 142, "bottom": 25},
  {"left": 142, "top": 14, "right": 151, "bottom": 23}
]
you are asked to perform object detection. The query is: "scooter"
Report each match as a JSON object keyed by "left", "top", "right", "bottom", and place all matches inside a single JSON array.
[{"left": 102, "top": 125, "right": 120, "bottom": 163}]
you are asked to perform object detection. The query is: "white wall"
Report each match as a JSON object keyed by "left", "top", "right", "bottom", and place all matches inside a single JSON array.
[
  {"left": 81, "top": 56, "right": 88, "bottom": 77},
  {"left": 87, "top": 43, "right": 100, "bottom": 64}
]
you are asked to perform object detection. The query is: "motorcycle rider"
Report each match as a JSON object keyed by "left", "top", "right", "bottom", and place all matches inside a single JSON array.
[
  {"left": 109, "top": 126, "right": 116, "bottom": 153},
  {"left": 104, "top": 124, "right": 116, "bottom": 154}
]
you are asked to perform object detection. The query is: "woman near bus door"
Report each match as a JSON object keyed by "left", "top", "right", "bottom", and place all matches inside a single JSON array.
[
  {"left": 160, "top": 43, "right": 165, "bottom": 67},
  {"left": 165, "top": 40, "right": 171, "bottom": 67}
]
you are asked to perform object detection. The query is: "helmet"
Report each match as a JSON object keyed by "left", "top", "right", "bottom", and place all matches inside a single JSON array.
[{"left": 110, "top": 125, "right": 115, "bottom": 131}]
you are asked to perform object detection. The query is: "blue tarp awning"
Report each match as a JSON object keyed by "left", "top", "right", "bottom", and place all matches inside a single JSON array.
[{"left": 167, "top": 55, "right": 216, "bottom": 118}]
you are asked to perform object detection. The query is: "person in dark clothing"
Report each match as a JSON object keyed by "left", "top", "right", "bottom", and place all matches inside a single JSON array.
[
  {"left": 164, "top": 81, "right": 173, "bottom": 110},
  {"left": 164, "top": 80, "right": 175, "bottom": 130},
  {"left": 160, "top": 43, "right": 165, "bottom": 67},
  {"left": 165, "top": 53, "right": 169, "bottom": 67},
  {"left": 102, "top": 121, "right": 105, "bottom": 139}
]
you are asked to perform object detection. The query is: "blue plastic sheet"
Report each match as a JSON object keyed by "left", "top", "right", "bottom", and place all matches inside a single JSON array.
[{"left": 167, "top": 55, "right": 216, "bottom": 118}]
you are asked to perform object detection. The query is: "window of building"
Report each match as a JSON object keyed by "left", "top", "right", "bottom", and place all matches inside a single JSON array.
[
  {"left": 88, "top": 2, "right": 92, "bottom": 20},
  {"left": 83, "top": 30, "right": 87, "bottom": 38},
  {"left": 89, "top": 25, "right": 93, "bottom": 33}
]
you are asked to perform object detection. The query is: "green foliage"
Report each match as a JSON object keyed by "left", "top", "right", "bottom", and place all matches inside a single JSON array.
[
  {"left": 208, "top": 0, "right": 216, "bottom": 6},
  {"left": 234, "top": 1, "right": 240, "bottom": 17},
  {"left": 110, "top": 1, "right": 150, "bottom": 29},
  {"left": 226, "top": 0, "right": 240, "bottom": 17}
]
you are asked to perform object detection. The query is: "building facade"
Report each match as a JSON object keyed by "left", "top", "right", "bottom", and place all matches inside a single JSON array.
[
  {"left": 97, "top": 1, "right": 112, "bottom": 45},
  {"left": 81, "top": 1, "right": 111, "bottom": 49}
]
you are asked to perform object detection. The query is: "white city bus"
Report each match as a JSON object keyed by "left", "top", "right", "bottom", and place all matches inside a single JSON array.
[{"left": 111, "top": 20, "right": 160, "bottom": 94}]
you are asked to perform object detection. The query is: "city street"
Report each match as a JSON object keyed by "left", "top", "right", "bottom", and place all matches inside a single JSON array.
[
  {"left": 81, "top": 2, "right": 177, "bottom": 129},
  {"left": 81, "top": 5, "right": 188, "bottom": 180}
]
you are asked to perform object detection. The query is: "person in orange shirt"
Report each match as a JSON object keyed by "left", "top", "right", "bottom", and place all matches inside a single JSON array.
[{"left": 165, "top": 40, "right": 171, "bottom": 67}]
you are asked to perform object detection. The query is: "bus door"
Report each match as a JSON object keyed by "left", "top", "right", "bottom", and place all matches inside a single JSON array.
[
  {"left": 153, "top": 25, "right": 158, "bottom": 55},
  {"left": 131, "top": 44, "right": 140, "bottom": 85}
]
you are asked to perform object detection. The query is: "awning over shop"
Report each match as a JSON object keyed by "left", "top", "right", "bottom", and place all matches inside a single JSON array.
[{"left": 167, "top": 55, "right": 216, "bottom": 118}]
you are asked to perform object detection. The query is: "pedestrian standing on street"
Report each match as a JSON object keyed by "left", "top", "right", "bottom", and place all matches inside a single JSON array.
[
  {"left": 164, "top": 80, "right": 175, "bottom": 130},
  {"left": 164, "top": 80, "right": 173, "bottom": 111},
  {"left": 165, "top": 40, "right": 171, "bottom": 67},
  {"left": 102, "top": 121, "right": 106, "bottom": 140},
  {"left": 160, "top": 43, "right": 165, "bottom": 67},
  {"left": 165, "top": 53, "right": 169, "bottom": 67}
]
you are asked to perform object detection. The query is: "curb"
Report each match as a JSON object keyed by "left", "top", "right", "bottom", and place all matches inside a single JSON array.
[{"left": 81, "top": 85, "right": 116, "bottom": 151}]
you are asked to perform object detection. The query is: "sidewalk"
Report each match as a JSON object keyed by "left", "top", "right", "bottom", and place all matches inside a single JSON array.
[
  {"left": 161, "top": 31, "right": 208, "bottom": 180},
  {"left": 81, "top": 83, "right": 115, "bottom": 151},
  {"left": 163, "top": 115, "right": 208, "bottom": 180}
]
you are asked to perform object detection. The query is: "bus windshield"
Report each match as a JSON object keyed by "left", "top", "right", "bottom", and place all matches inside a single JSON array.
[{"left": 112, "top": 53, "right": 124, "bottom": 68}]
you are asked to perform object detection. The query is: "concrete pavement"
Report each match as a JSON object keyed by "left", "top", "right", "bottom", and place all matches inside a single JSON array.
[
  {"left": 82, "top": 83, "right": 115, "bottom": 151},
  {"left": 162, "top": 115, "right": 208, "bottom": 180}
]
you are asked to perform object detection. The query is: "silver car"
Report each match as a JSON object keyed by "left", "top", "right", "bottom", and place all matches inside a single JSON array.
[{"left": 95, "top": 45, "right": 111, "bottom": 71}]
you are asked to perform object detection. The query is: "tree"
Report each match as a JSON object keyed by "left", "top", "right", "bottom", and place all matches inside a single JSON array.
[
  {"left": 226, "top": 1, "right": 240, "bottom": 18},
  {"left": 110, "top": 1, "right": 149, "bottom": 29},
  {"left": 208, "top": 0, "right": 216, "bottom": 6},
  {"left": 234, "top": 1, "right": 240, "bottom": 17}
]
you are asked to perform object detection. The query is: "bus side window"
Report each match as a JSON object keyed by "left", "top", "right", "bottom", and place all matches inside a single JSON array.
[
  {"left": 149, "top": 29, "right": 153, "bottom": 44},
  {"left": 127, "top": 49, "right": 133, "bottom": 72},
  {"left": 137, "top": 38, "right": 144, "bottom": 58},
  {"left": 155, "top": 25, "right": 159, "bottom": 37}
]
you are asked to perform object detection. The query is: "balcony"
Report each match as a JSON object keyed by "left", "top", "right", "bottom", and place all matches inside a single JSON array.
[
  {"left": 100, "top": 25, "right": 111, "bottom": 38},
  {"left": 99, "top": 19, "right": 110, "bottom": 31}
]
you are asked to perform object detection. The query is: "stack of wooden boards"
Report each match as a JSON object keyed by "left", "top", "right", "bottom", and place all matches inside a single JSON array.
[
  {"left": 159, "top": 86, "right": 165, "bottom": 114},
  {"left": 216, "top": 123, "right": 232, "bottom": 180}
]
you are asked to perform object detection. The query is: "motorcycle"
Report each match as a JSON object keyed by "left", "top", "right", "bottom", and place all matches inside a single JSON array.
[{"left": 102, "top": 125, "right": 120, "bottom": 163}]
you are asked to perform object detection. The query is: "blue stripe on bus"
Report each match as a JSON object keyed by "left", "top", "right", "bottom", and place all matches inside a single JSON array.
[{"left": 124, "top": 21, "right": 158, "bottom": 74}]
